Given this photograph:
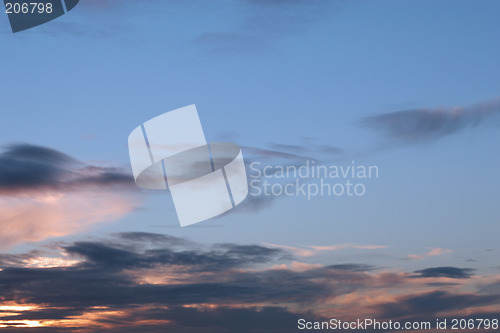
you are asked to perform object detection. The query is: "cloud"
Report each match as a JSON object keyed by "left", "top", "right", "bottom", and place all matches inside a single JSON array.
[
  {"left": 310, "top": 244, "right": 388, "bottom": 251},
  {"left": 0, "top": 234, "right": 331, "bottom": 318},
  {"left": 361, "top": 99, "right": 500, "bottom": 143},
  {"left": 269, "top": 142, "right": 343, "bottom": 157},
  {"left": 404, "top": 247, "right": 453, "bottom": 260},
  {"left": 0, "top": 144, "right": 74, "bottom": 193},
  {"left": 117, "top": 232, "right": 191, "bottom": 247},
  {"left": 324, "top": 264, "right": 375, "bottom": 272},
  {"left": 243, "top": 146, "right": 313, "bottom": 162},
  {"left": 0, "top": 233, "right": 498, "bottom": 332},
  {"left": 63, "top": 239, "right": 288, "bottom": 274},
  {"left": 262, "top": 242, "right": 316, "bottom": 257},
  {"left": 376, "top": 291, "right": 498, "bottom": 319},
  {"left": 479, "top": 279, "right": 500, "bottom": 295},
  {"left": 264, "top": 242, "right": 387, "bottom": 257},
  {"left": 194, "top": 0, "right": 335, "bottom": 53},
  {"left": 0, "top": 144, "right": 139, "bottom": 249},
  {"left": 243, "top": 139, "right": 343, "bottom": 163},
  {"left": 412, "top": 267, "right": 475, "bottom": 279},
  {"left": 0, "top": 144, "right": 134, "bottom": 194},
  {"left": 0, "top": 191, "right": 137, "bottom": 250},
  {"left": 219, "top": 140, "right": 344, "bottom": 215}
]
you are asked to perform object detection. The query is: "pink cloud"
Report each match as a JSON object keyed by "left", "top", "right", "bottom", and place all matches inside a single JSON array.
[
  {"left": 263, "top": 242, "right": 387, "bottom": 257},
  {"left": 262, "top": 242, "right": 316, "bottom": 257},
  {"left": 0, "top": 190, "right": 138, "bottom": 250},
  {"left": 405, "top": 248, "right": 453, "bottom": 260},
  {"left": 310, "top": 244, "right": 388, "bottom": 251}
]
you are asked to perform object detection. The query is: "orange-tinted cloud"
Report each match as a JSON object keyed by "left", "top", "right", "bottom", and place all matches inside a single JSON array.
[
  {"left": 0, "top": 233, "right": 497, "bottom": 332},
  {"left": 405, "top": 247, "right": 453, "bottom": 260},
  {"left": 263, "top": 242, "right": 387, "bottom": 257},
  {"left": 0, "top": 191, "right": 136, "bottom": 250}
]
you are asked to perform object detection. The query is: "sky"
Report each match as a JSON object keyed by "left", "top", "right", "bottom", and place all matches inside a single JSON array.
[{"left": 0, "top": 0, "right": 499, "bottom": 331}]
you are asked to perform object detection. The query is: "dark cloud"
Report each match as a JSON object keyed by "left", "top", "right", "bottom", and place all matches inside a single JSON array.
[
  {"left": 425, "top": 282, "right": 462, "bottom": 287},
  {"left": 0, "top": 234, "right": 330, "bottom": 324},
  {"left": 0, "top": 306, "right": 311, "bottom": 333},
  {"left": 0, "top": 234, "right": 336, "bottom": 315},
  {"left": 324, "top": 264, "right": 375, "bottom": 272},
  {"left": 63, "top": 238, "right": 287, "bottom": 274},
  {"left": 412, "top": 267, "right": 475, "bottom": 279},
  {"left": 0, "top": 145, "right": 139, "bottom": 250},
  {"left": 361, "top": 99, "right": 500, "bottom": 143},
  {"left": 0, "top": 233, "right": 499, "bottom": 332},
  {"left": 377, "top": 291, "right": 499, "bottom": 319},
  {"left": 161, "top": 306, "right": 303, "bottom": 332},
  {"left": 116, "top": 232, "right": 190, "bottom": 246},
  {"left": 0, "top": 144, "right": 72, "bottom": 192},
  {"left": 479, "top": 280, "right": 500, "bottom": 295},
  {"left": 0, "top": 144, "right": 135, "bottom": 194}
]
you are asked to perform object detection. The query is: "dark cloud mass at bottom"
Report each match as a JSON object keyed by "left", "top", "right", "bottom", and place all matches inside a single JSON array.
[{"left": 0, "top": 233, "right": 498, "bottom": 332}]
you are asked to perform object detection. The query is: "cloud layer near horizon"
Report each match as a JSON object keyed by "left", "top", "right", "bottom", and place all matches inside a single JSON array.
[{"left": 0, "top": 233, "right": 498, "bottom": 332}]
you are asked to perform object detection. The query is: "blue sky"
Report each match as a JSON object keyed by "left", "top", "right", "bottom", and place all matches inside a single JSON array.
[
  {"left": 0, "top": 1, "right": 499, "bottom": 331},
  {"left": 1, "top": 0, "right": 499, "bottom": 262}
]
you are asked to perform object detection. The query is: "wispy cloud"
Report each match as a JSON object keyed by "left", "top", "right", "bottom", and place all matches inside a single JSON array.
[
  {"left": 262, "top": 242, "right": 316, "bottom": 257},
  {"left": 194, "top": 0, "right": 336, "bottom": 54},
  {"left": 404, "top": 247, "right": 453, "bottom": 261},
  {"left": 222, "top": 139, "right": 344, "bottom": 215},
  {"left": 243, "top": 138, "right": 343, "bottom": 163},
  {"left": 264, "top": 242, "right": 387, "bottom": 257},
  {"left": 310, "top": 244, "right": 388, "bottom": 251},
  {"left": 361, "top": 99, "right": 500, "bottom": 143}
]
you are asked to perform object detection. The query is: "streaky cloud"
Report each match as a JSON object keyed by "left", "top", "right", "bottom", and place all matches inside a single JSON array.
[
  {"left": 412, "top": 266, "right": 475, "bottom": 279},
  {"left": 361, "top": 98, "right": 500, "bottom": 142}
]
